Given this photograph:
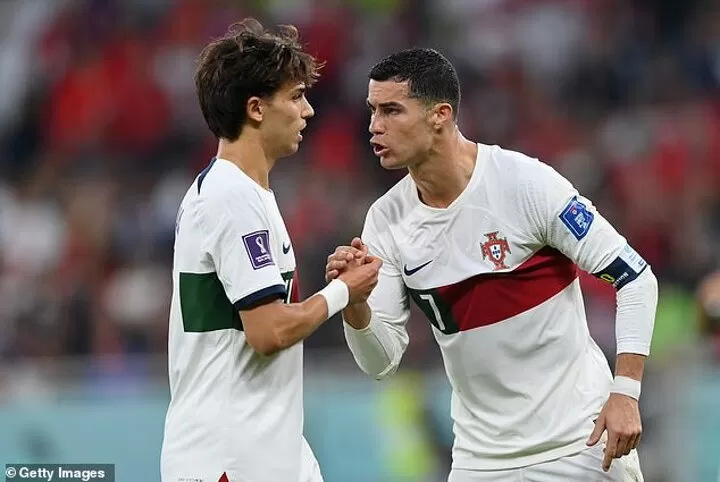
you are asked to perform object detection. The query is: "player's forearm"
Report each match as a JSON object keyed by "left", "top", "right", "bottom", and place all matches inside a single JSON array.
[
  {"left": 244, "top": 296, "right": 331, "bottom": 356},
  {"left": 243, "top": 281, "right": 348, "bottom": 356},
  {"left": 608, "top": 267, "right": 657, "bottom": 400},
  {"left": 342, "top": 302, "right": 371, "bottom": 329},
  {"left": 614, "top": 353, "right": 646, "bottom": 382},
  {"left": 272, "top": 295, "right": 334, "bottom": 353},
  {"left": 609, "top": 353, "right": 646, "bottom": 401},
  {"left": 615, "top": 267, "right": 658, "bottom": 356},
  {"left": 343, "top": 305, "right": 406, "bottom": 380}
]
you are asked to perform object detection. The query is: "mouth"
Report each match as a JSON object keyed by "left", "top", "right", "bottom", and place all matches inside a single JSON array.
[{"left": 371, "top": 141, "right": 388, "bottom": 157}]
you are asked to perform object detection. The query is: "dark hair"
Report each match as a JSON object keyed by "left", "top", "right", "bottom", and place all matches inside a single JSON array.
[
  {"left": 369, "top": 48, "right": 460, "bottom": 118},
  {"left": 195, "top": 18, "right": 323, "bottom": 140}
]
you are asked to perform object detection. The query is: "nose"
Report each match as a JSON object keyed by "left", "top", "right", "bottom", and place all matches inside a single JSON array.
[
  {"left": 303, "top": 98, "right": 315, "bottom": 119},
  {"left": 369, "top": 113, "right": 383, "bottom": 135}
]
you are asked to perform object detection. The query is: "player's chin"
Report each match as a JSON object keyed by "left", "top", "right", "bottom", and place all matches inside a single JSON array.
[
  {"left": 379, "top": 154, "right": 407, "bottom": 170},
  {"left": 283, "top": 141, "right": 301, "bottom": 156}
]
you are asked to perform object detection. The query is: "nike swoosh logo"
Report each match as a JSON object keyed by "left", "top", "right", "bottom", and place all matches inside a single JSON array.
[
  {"left": 282, "top": 242, "right": 291, "bottom": 254},
  {"left": 403, "top": 260, "right": 433, "bottom": 276}
]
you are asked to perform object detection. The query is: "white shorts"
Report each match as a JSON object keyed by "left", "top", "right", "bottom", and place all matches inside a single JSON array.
[
  {"left": 162, "top": 438, "right": 323, "bottom": 482},
  {"left": 298, "top": 437, "right": 324, "bottom": 482},
  {"left": 448, "top": 445, "right": 644, "bottom": 482}
]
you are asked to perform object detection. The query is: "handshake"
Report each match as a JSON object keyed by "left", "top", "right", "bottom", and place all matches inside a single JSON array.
[{"left": 325, "top": 237, "right": 383, "bottom": 305}]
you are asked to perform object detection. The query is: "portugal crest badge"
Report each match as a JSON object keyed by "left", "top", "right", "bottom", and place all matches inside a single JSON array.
[{"left": 481, "top": 231, "right": 511, "bottom": 271}]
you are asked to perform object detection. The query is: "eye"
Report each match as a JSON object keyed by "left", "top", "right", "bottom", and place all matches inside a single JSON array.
[{"left": 383, "top": 107, "right": 399, "bottom": 115}]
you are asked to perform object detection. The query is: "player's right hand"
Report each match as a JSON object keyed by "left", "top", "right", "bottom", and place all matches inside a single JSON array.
[
  {"left": 337, "top": 256, "right": 382, "bottom": 304},
  {"left": 325, "top": 237, "right": 369, "bottom": 282}
]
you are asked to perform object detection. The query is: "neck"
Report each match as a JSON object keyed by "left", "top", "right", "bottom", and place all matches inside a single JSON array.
[
  {"left": 409, "top": 130, "right": 478, "bottom": 208},
  {"left": 216, "top": 133, "right": 274, "bottom": 190}
]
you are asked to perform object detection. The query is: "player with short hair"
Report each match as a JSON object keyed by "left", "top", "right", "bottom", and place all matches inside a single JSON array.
[
  {"left": 326, "top": 48, "right": 657, "bottom": 481},
  {"left": 160, "top": 19, "right": 381, "bottom": 482}
]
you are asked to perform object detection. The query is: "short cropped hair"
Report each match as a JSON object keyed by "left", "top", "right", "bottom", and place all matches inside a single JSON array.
[
  {"left": 369, "top": 48, "right": 460, "bottom": 118},
  {"left": 195, "top": 18, "right": 323, "bottom": 140}
]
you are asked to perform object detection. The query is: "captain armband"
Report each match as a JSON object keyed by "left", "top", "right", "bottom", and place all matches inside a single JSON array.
[{"left": 594, "top": 244, "right": 648, "bottom": 290}]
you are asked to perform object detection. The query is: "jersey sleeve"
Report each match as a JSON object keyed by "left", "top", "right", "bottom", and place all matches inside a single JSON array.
[
  {"left": 343, "top": 205, "right": 411, "bottom": 380},
  {"left": 363, "top": 207, "right": 412, "bottom": 330},
  {"left": 198, "top": 188, "right": 286, "bottom": 311},
  {"left": 523, "top": 161, "right": 657, "bottom": 356},
  {"left": 523, "top": 162, "right": 627, "bottom": 275}
]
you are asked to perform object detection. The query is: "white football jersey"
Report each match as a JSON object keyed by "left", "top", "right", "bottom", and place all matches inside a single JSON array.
[
  {"left": 160, "top": 157, "right": 312, "bottom": 482},
  {"left": 360, "top": 143, "right": 642, "bottom": 470}
]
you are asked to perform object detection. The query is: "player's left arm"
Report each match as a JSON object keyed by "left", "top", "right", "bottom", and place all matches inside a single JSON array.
[
  {"left": 523, "top": 161, "right": 658, "bottom": 471},
  {"left": 327, "top": 206, "right": 412, "bottom": 381}
]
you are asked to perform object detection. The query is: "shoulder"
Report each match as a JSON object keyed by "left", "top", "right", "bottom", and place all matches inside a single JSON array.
[
  {"left": 194, "top": 163, "right": 266, "bottom": 226},
  {"left": 480, "top": 144, "right": 574, "bottom": 205},
  {"left": 200, "top": 161, "right": 262, "bottom": 202},
  {"left": 483, "top": 144, "right": 567, "bottom": 188}
]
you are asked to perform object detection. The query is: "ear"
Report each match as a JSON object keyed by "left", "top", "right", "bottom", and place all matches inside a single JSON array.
[
  {"left": 431, "top": 103, "right": 454, "bottom": 130},
  {"left": 246, "top": 96, "right": 264, "bottom": 123}
]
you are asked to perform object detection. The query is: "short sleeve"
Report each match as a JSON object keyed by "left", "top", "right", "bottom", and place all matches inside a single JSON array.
[{"left": 198, "top": 188, "right": 286, "bottom": 310}]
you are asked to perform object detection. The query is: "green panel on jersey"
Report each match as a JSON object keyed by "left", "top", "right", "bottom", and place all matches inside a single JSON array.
[
  {"left": 408, "top": 288, "right": 460, "bottom": 335},
  {"left": 179, "top": 270, "right": 296, "bottom": 332},
  {"left": 180, "top": 272, "right": 242, "bottom": 332}
]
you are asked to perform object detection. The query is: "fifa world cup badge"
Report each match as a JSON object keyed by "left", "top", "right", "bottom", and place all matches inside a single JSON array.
[{"left": 481, "top": 231, "right": 512, "bottom": 270}]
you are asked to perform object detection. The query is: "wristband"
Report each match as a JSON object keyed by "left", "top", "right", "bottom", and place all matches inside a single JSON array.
[
  {"left": 318, "top": 279, "right": 350, "bottom": 318},
  {"left": 610, "top": 376, "right": 641, "bottom": 400}
]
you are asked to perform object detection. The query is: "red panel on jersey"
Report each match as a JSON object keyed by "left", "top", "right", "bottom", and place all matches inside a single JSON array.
[
  {"left": 436, "top": 247, "right": 577, "bottom": 331},
  {"left": 291, "top": 270, "right": 301, "bottom": 303},
  {"left": 218, "top": 473, "right": 230, "bottom": 482}
]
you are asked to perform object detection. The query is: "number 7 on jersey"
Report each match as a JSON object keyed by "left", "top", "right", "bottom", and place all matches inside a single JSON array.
[{"left": 419, "top": 293, "right": 446, "bottom": 331}]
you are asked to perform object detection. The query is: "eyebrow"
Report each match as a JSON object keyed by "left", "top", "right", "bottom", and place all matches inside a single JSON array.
[{"left": 366, "top": 100, "right": 404, "bottom": 109}]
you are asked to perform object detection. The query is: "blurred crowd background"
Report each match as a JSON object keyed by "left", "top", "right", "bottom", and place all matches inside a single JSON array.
[{"left": 0, "top": 0, "right": 719, "bottom": 481}]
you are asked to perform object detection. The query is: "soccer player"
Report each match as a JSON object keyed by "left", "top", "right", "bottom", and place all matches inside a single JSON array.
[
  {"left": 160, "top": 19, "right": 382, "bottom": 482},
  {"left": 326, "top": 48, "right": 657, "bottom": 481}
]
